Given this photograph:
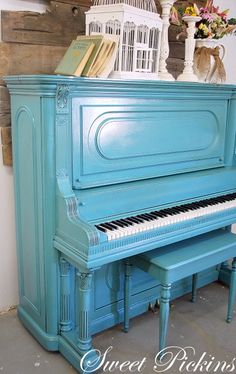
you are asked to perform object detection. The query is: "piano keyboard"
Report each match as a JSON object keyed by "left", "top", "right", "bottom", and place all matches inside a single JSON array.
[{"left": 95, "top": 192, "right": 236, "bottom": 241}]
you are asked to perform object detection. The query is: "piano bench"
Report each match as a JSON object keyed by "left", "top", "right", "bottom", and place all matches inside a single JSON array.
[{"left": 124, "top": 229, "right": 236, "bottom": 355}]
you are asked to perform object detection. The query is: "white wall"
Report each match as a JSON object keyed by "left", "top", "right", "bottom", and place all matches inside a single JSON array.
[
  {"left": 216, "top": 0, "right": 236, "bottom": 84},
  {"left": 0, "top": 0, "right": 47, "bottom": 313},
  {"left": 0, "top": 0, "right": 47, "bottom": 12},
  {"left": 0, "top": 0, "right": 236, "bottom": 312}
]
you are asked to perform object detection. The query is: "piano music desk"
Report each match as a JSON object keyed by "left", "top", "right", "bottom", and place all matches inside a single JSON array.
[{"left": 125, "top": 229, "right": 236, "bottom": 355}]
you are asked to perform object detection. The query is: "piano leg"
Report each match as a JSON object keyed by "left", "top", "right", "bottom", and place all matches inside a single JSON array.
[
  {"left": 60, "top": 258, "right": 73, "bottom": 332},
  {"left": 226, "top": 257, "right": 236, "bottom": 323},
  {"left": 159, "top": 283, "right": 171, "bottom": 355},
  {"left": 124, "top": 260, "right": 132, "bottom": 333},
  {"left": 76, "top": 270, "right": 93, "bottom": 352},
  {"left": 73, "top": 269, "right": 103, "bottom": 372},
  {"left": 191, "top": 273, "right": 198, "bottom": 303}
]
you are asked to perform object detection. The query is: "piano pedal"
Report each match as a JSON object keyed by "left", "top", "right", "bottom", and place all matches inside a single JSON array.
[
  {"left": 148, "top": 300, "right": 160, "bottom": 314},
  {"left": 148, "top": 300, "right": 174, "bottom": 314}
]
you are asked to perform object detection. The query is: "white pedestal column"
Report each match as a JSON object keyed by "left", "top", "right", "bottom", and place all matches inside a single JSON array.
[
  {"left": 158, "top": 0, "right": 176, "bottom": 81},
  {"left": 177, "top": 15, "right": 202, "bottom": 82}
]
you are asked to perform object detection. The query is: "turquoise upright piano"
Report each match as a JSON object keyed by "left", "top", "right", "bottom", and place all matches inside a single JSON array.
[{"left": 5, "top": 76, "right": 236, "bottom": 372}]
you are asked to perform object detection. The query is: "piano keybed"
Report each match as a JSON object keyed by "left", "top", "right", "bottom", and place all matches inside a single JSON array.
[{"left": 96, "top": 192, "right": 236, "bottom": 241}]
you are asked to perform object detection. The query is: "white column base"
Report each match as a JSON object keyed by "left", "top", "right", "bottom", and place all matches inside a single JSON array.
[
  {"left": 177, "top": 71, "right": 198, "bottom": 82},
  {"left": 159, "top": 71, "right": 175, "bottom": 81}
]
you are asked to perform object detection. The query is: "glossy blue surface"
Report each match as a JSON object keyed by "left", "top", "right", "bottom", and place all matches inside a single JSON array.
[{"left": 5, "top": 75, "right": 236, "bottom": 373}]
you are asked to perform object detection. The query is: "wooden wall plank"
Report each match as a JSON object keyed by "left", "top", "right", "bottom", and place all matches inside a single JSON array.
[
  {"left": 1, "top": 1, "right": 88, "bottom": 46},
  {"left": 0, "top": 86, "right": 10, "bottom": 127},
  {"left": 50, "top": 0, "right": 92, "bottom": 5},
  {"left": 0, "top": 41, "right": 67, "bottom": 130},
  {"left": 2, "top": 144, "right": 12, "bottom": 166},
  {"left": 0, "top": 42, "right": 66, "bottom": 78},
  {"left": 1, "top": 127, "right": 11, "bottom": 145},
  {"left": 1, "top": 127, "right": 12, "bottom": 166}
]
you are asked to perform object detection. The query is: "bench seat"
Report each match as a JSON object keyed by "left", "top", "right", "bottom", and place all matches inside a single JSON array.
[{"left": 124, "top": 229, "right": 236, "bottom": 355}]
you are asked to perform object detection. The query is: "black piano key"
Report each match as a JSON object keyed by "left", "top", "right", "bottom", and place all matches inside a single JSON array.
[
  {"left": 152, "top": 211, "right": 167, "bottom": 218},
  {"left": 155, "top": 210, "right": 169, "bottom": 217},
  {"left": 145, "top": 213, "right": 159, "bottom": 219},
  {"left": 137, "top": 214, "right": 155, "bottom": 221},
  {"left": 166, "top": 208, "right": 181, "bottom": 215},
  {"left": 182, "top": 205, "right": 195, "bottom": 211},
  {"left": 100, "top": 223, "right": 117, "bottom": 231},
  {"left": 150, "top": 212, "right": 161, "bottom": 218},
  {"left": 95, "top": 225, "right": 107, "bottom": 233},
  {"left": 120, "top": 219, "right": 131, "bottom": 226},
  {"left": 170, "top": 207, "right": 182, "bottom": 214},
  {"left": 189, "top": 204, "right": 202, "bottom": 210},
  {"left": 162, "top": 209, "right": 175, "bottom": 215},
  {"left": 118, "top": 220, "right": 130, "bottom": 227},
  {"left": 112, "top": 220, "right": 130, "bottom": 228},
  {"left": 149, "top": 211, "right": 161, "bottom": 217},
  {"left": 123, "top": 218, "right": 135, "bottom": 225},
  {"left": 129, "top": 217, "right": 144, "bottom": 223},
  {"left": 110, "top": 220, "right": 125, "bottom": 228},
  {"left": 175, "top": 206, "right": 189, "bottom": 212},
  {"left": 218, "top": 196, "right": 228, "bottom": 202},
  {"left": 119, "top": 218, "right": 133, "bottom": 226}
]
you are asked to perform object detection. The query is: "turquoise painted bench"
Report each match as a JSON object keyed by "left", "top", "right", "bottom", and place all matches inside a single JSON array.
[{"left": 124, "top": 229, "right": 236, "bottom": 354}]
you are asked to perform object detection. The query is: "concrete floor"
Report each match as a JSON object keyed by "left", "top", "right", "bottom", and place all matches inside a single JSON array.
[{"left": 0, "top": 282, "right": 236, "bottom": 374}]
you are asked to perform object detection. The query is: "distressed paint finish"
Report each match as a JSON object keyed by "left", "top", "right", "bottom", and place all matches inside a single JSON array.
[{"left": 5, "top": 75, "right": 236, "bottom": 372}]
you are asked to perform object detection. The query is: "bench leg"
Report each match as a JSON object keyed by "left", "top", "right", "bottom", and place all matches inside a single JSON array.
[
  {"left": 227, "top": 257, "right": 236, "bottom": 323},
  {"left": 191, "top": 273, "right": 198, "bottom": 303},
  {"left": 159, "top": 283, "right": 171, "bottom": 354},
  {"left": 124, "top": 260, "right": 132, "bottom": 333}
]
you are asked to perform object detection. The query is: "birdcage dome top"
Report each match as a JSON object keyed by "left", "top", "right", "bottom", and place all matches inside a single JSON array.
[{"left": 93, "top": 0, "right": 157, "bottom": 13}]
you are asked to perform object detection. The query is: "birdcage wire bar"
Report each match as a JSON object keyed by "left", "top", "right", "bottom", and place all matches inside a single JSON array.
[{"left": 93, "top": 0, "right": 157, "bottom": 13}]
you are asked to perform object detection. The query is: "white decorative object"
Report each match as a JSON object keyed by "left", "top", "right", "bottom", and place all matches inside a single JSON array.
[
  {"left": 158, "top": 0, "right": 175, "bottom": 81},
  {"left": 177, "top": 15, "right": 201, "bottom": 82},
  {"left": 85, "top": 0, "right": 163, "bottom": 79},
  {"left": 194, "top": 39, "right": 225, "bottom": 82}
]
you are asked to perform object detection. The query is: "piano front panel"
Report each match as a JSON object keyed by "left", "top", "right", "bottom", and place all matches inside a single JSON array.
[{"left": 72, "top": 97, "right": 228, "bottom": 189}]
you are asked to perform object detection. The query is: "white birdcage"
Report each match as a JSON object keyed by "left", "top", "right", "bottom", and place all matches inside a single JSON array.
[{"left": 85, "top": 0, "right": 163, "bottom": 79}]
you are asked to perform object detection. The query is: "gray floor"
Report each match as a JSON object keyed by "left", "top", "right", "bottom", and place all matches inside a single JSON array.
[{"left": 0, "top": 282, "right": 236, "bottom": 374}]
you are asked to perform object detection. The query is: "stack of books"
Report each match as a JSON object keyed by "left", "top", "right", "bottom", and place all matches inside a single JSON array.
[{"left": 55, "top": 34, "right": 119, "bottom": 78}]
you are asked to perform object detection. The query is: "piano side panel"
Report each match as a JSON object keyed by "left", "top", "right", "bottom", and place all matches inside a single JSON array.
[
  {"left": 72, "top": 97, "right": 228, "bottom": 189},
  {"left": 11, "top": 97, "right": 46, "bottom": 329}
]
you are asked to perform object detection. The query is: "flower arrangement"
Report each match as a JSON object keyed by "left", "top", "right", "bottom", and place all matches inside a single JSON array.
[
  {"left": 195, "top": 0, "right": 236, "bottom": 39},
  {"left": 170, "top": 1, "right": 236, "bottom": 40}
]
